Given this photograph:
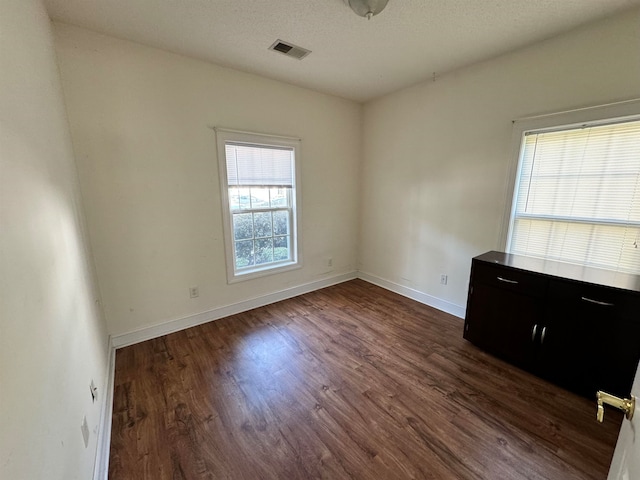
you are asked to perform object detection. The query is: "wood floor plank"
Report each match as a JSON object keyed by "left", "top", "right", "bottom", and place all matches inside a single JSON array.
[{"left": 109, "top": 279, "right": 621, "bottom": 479}]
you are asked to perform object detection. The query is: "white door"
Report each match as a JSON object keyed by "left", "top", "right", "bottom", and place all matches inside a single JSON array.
[{"left": 607, "top": 361, "right": 640, "bottom": 480}]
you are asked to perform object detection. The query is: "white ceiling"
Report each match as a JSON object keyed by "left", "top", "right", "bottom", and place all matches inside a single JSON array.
[{"left": 44, "top": 0, "right": 640, "bottom": 103}]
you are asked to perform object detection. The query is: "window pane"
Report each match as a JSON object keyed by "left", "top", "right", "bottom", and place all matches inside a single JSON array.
[
  {"left": 253, "top": 212, "right": 272, "bottom": 238},
  {"left": 270, "top": 187, "right": 289, "bottom": 207},
  {"left": 233, "top": 213, "right": 253, "bottom": 240},
  {"left": 235, "top": 240, "right": 254, "bottom": 268},
  {"left": 255, "top": 238, "right": 273, "bottom": 265},
  {"left": 229, "top": 187, "right": 239, "bottom": 208},
  {"left": 273, "top": 210, "right": 289, "bottom": 235},
  {"left": 274, "top": 236, "right": 290, "bottom": 261},
  {"left": 249, "top": 187, "right": 270, "bottom": 208},
  {"left": 230, "top": 187, "right": 251, "bottom": 210}
]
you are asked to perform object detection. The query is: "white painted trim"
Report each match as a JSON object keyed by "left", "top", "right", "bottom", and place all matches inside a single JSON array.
[
  {"left": 212, "top": 126, "right": 301, "bottom": 142},
  {"left": 93, "top": 337, "right": 116, "bottom": 480},
  {"left": 111, "top": 271, "right": 357, "bottom": 348},
  {"left": 512, "top": 97, "right": 640, "bottom": 123},
  {"left": 357, "top": 271, "right": 466, "bottom": 319}
]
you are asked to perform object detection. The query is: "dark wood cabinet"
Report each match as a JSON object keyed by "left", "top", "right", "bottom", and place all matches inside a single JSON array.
[{"left": 464, "top": 251, "right": 640, "bottom": 399}]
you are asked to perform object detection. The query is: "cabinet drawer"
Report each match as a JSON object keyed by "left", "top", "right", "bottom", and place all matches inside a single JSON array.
[
  {"left": 549, "top": 279, "right": 640, "bottom": 322},
  {"left": 473, "top": 261, "right": 548, "bottom": 298}
]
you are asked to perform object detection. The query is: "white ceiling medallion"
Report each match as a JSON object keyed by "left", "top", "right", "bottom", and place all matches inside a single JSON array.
[{"left": 346, "top": 0, "right": 390, "bottom": 20}]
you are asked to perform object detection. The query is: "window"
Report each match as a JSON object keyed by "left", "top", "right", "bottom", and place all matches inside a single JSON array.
[
  {"left": 216, "top": 129, "right": 301, "bottom": 282},
  {"left": 506, "top": 117, "right": 640, "bottom": 274}
]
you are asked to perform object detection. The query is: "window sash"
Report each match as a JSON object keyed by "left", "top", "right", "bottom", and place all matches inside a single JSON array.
[{"left": 231, "top": 206, "right": 293, "bottom": 270}]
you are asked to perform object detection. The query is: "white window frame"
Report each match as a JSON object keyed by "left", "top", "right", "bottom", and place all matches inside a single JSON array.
[
  {"left": 500, "top": 99, "right": 640, "bottom": 271},
  {"left": 215, "top": 128, "right": 302, "bottom": 283}
]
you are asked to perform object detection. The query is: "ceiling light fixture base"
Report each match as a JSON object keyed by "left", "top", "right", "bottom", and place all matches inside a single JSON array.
[{"left": 345, "top": 0, "right": 390, "bottom": 20}]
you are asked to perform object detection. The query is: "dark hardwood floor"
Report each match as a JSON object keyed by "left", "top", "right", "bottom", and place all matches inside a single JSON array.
[{"left": 109, "top": 279, "right": 621, "bottom": 479}]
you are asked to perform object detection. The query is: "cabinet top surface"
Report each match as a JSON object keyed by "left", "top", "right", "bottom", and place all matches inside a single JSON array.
[{"left": 475, "top": 251, "right": 640, "bottom": 293}]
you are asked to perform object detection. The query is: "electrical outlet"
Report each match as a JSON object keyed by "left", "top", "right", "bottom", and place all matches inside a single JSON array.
[
  {"left": 327, "top": 257, "right": 333, "bottom": 267},
  {"left": 440, "top": 274, "right": 448, "bottom": 285},
  {"left": 189, "top": 286, "right": 199, "bottom": 298},
  {"left": 81, "top": 416, "right": 89, "bottom": 448},
  {"left": 89, "top": 379, "right": 97, "bottom": 403}
]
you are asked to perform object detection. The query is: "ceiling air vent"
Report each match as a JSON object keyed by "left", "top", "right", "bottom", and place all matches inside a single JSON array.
[{"left": 268, "top": 40, "right": 311, "bottom": 60}]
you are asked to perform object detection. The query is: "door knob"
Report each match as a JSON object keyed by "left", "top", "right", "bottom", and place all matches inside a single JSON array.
[{"left": 596, "top": 391, "right": 635, "bottom": 423}]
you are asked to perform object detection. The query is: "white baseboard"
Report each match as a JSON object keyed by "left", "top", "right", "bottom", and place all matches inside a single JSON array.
[
  {"left": 111, "top": 271, "right": 358, "bottom": 349},
  {"left": 93, "top": 337, "right": 116, "bottom": 480},
  {"left": 357, "top": 271, "right": 466, "bottom": 319},
  {"left": 110, "top": 269, "right": 465, "bottom": 349}
]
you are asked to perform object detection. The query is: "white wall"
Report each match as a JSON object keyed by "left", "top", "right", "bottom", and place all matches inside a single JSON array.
[
  {"left": 0, "top": 1, "right": 109, "bottom": 479},
  {"left": 53, "top": 24, "right": 362, "bottom": 336},
  {"left": 360, "top": 9, "right": 640, "bottom": 316}
]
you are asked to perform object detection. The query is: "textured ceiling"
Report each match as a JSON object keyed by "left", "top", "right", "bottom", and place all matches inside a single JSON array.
[{"left": 44, "top": 0, "right": 640, "bottom": 102}]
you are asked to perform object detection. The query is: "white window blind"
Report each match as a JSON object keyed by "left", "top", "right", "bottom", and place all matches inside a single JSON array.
[
  {"left": 226, "top": 143, "right": 294, "bottom": 186},
  {"left": 508, "top": 119, "right": 640, "bottom": 274}
]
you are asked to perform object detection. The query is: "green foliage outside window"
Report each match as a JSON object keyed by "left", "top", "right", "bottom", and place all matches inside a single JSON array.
[{"left": 233, "top": 211, "right": 290, "bottom": 268}]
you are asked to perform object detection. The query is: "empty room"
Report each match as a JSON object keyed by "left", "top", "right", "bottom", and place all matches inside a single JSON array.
[{"left": 2, "top": 0, "right": 640, "bottom": 479}]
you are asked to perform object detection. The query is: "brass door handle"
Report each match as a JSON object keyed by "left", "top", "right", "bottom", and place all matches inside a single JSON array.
[{"left": 596, "top": 391, "right": 635, "bottom": 423}]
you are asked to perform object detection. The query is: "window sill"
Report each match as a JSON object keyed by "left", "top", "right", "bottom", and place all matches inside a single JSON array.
[{"left": 227, "top": 261, "right": 302, "bottom": 284}]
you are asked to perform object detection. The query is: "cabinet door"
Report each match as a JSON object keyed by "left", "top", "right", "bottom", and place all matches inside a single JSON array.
[
  {"left": 599, "top": 313, "right": 640, "bottom": 398},
  {"left": 464, "top": 262, "right": 547, "bottom": 369},
  {"left": 542, "top": 280, "right": 640, "bottom": 398},
  {"left": 587, "top": 287, "right": 640, "bottom": 397},
  {"left": 539, "top": 280, "right": 599, "bottom": 397}
]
